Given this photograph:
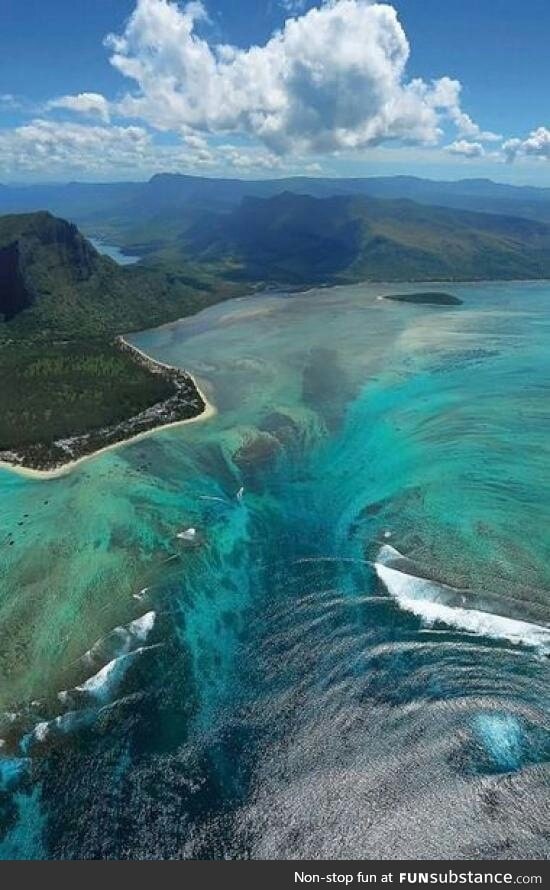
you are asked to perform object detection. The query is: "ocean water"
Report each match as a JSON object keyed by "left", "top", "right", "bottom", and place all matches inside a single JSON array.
[{"left": 0, "top": 281, "right": 548, "bottom": 859}]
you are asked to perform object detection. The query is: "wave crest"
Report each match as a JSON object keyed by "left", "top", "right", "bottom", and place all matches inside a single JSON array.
[{"left": 375, "top": 545, "right": 550, "bottom": 652}]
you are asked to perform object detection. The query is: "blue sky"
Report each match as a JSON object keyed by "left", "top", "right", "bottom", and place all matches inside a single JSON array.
[{"left": 1, "top": 0, "right": 549, "bottom": 183}]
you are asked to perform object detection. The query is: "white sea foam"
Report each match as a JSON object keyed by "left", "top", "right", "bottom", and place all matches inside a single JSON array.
[
  {"left": 21, "top": 709, "right": 97, "bottom": 751},
  {"left": 81, "top": 611, "right": 156, "bottom": 664},
  {"left": 53, "top": 710, "right": 94, "bottom": 735},
  {"left": 177, "top": 527, "right": 197, "bottom": 541},
  {"left": 33, "top": 721, "right": 50, "bottom": 742},
  {"left": 128, "top": 611, "right": 156, "bottom": 640},
  {"left": 58, "top": 614, "right": 158, "bottom": 711},
  {"left": 75, "top": 651, "right": 137, "bottom": 700},
  {"left": 75, "top": 643, "right": 160, "bottom": 702},
  {"left": 375, "top": 546, "right": 550, "bottom": 651}
]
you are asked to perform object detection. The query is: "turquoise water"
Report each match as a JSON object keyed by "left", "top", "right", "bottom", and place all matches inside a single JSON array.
[{"left": 0, "top": 281, "right": 548, "bottom": 858}]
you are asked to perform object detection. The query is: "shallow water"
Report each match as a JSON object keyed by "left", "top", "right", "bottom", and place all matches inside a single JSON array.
[{"left": 0, "top": 281, "right": 549, "bottom": 859}]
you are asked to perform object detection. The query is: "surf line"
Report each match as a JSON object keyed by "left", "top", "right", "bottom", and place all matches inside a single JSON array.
[{"left": 375, "top": 544, "right": 550, "bottom": 652}]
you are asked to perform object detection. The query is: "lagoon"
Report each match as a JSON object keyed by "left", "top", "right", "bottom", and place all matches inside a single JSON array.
[{"left": 0, "top": 280, "right": 548, "bottom": 859}]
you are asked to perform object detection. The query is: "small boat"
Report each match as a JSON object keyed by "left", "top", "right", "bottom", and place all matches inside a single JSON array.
[{"left": 236, "top": 487, "right": 244, "bottom": 501}]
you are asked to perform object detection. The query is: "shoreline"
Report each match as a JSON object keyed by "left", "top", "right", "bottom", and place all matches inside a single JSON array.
[
  {"left": 0, "top": 340, "right": 216, "bottom": 481},
  {"left": 2, "top": 276, "right": 547, "bottom": 482}
]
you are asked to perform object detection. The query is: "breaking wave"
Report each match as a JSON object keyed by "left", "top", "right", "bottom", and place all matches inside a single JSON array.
[
  {"left": 375, "top": 545, "right": 550, "bottom": 652},
  {"left": 80, "top": 610, "right": 156, "bottom": 668}
]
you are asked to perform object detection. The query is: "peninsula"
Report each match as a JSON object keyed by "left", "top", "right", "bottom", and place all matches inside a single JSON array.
[
  {"left": 0, "top": 212, "right": 227, "bottom": 473},
  {"left": 0, "top": 338, "right": 211, "bottom": 474}
]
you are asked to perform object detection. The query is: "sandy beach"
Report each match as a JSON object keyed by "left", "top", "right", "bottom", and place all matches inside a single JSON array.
[{"left": 0, "top": 341, "right": 216, "bottom": 481}]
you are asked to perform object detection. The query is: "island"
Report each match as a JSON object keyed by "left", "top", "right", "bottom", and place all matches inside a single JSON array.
[{"left": 383, "top": 291, "right": 463, "bottom": 305}]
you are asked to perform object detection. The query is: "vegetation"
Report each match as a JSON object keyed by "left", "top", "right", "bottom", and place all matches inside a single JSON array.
[
  {"left": 0, "top": 212, "right": 242, "bottom": 342},
  {"left": 384, "top": 292, "right": 463, "bottom": 305},
  {"left": 176, "top": 192, "right": 550, "bottom": 285},
  {"left": 3, "top": 178, "right": 550, "bottom": 467},
  {"left": 0, "top": 212, "right": 231, "bottom": 468},
  {"left": 0, "top": 340, "right": 175, "bottom": 451}
]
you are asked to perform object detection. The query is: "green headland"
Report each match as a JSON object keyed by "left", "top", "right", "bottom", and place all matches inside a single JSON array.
[{"left": 0, "top": 211, "right": 238, "bottom": 471}]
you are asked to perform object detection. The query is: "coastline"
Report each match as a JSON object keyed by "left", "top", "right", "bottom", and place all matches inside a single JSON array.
[
  {"left": 0, "top": 339, "right": 216, "bottom": 481},
  {"left": 2, "top": 276, "right": 546, "bottom": 482}
]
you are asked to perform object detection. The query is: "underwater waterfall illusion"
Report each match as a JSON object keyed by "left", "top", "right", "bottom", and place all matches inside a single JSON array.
[{"left": 0, "top": 281, "right": 549, "bottom": 859}]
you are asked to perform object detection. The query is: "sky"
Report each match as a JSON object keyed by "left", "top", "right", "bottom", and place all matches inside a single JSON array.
[{"left": 1, "top": 0, "right": 549, "bottom": 184}]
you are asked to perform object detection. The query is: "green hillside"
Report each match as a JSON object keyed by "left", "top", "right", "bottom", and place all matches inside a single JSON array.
[
  {"left": 0, "top": 211, "right": 239, "bottom": 342},
  {"left": 179, "top": 192, "right": 550, "bottom": 284},
  {"left": 0, "top": 212, "right": 239, "bottom": 468},
  {"left": 3, "top": 194, "right": 550, "bottom": 467}
]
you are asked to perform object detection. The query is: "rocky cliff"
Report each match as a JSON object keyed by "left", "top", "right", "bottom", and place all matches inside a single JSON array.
[{"left": 0, "top": 212, "right": 98, "bottom": 321}]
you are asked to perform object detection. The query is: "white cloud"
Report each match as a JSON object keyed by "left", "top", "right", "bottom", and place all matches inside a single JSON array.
[
  {"left": 503, "top": 127, "right": 550, "bottom": 162},
  {"left": 428, "top": 77, "right": 500, "bottom": 143},
  {"left": 217, "top": 144, "right": 283, "bottom": 170},
  {"left": 46, "top": 92, "right": 111, "bottom": 122},
  {"left": 0, "top": 119, "right": 153, "bottom": 176},
  {"left": 105, "top": 0, "right": 489, "bottom": 156},
  {"left": 279, "top": 0, "right": 308, "bottom": 13},
  {"left": 0, "top": 117, "right": 293, "bottom": 178},
  {"left": 453, "top": 111, "right": 500, "bottom": 143},
  {"left": 0, "top": 94, "right": 19, "bottom": 108},
  {"left": 445, "top": 139, "right": 485, "bottom": 158},
  {"left": 1, "top": 0, "right": 525, "bottom": 179}
]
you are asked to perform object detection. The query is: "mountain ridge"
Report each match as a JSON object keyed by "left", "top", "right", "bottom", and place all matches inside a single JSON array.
[
  {"left": 178, "top": 191, "right": 550, "bottom": 284},
  {"left": 3, "top": 173, "right": 550, "bottom": 235}
]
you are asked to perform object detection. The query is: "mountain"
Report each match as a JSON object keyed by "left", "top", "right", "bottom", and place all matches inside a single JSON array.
[
  {"left": 3, "top": 196, "right": 550, "bottom": 468},
  {"left": 0, "top": 211, "right": 238, "bottom": 341},
  {"left": 0, "top": 211, "right": 242, "bottom": 469},
  {"left": 0, "top": 212, "right": 101, "bottom": 322},
  {"left": 179, "top": 191, "right": 550, "bottom": 284},
  {"left": 3, "top": 174, "right": 550, "bottom": 246}
]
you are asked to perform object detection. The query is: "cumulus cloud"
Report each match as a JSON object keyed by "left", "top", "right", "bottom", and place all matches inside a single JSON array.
[
  {"left": 445, "top": 139, "right": 485, "bottom": 158},
  {"left": 216, "top": 144, "right": 283, "bottom": 170},
  {"left": 428, "top": 77, "right": 500, "bottom": 143},
  {"left": 503, "top": 126, "right": 550, "bottom": 162},
  {"left": 46, "top": 92, "right": 111, "bottom": 122},
  {"left": 105, "top": 0, "right": 489, "bottom": 156},
  {"left": 0, "top": 119, "right": 154, "bottom": 175},
  {"left": 1, "top": 0, "right": 518, "bottom": 177},
  {"left": 0, "top": 117, "right": 291, "bottom": 177}
]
